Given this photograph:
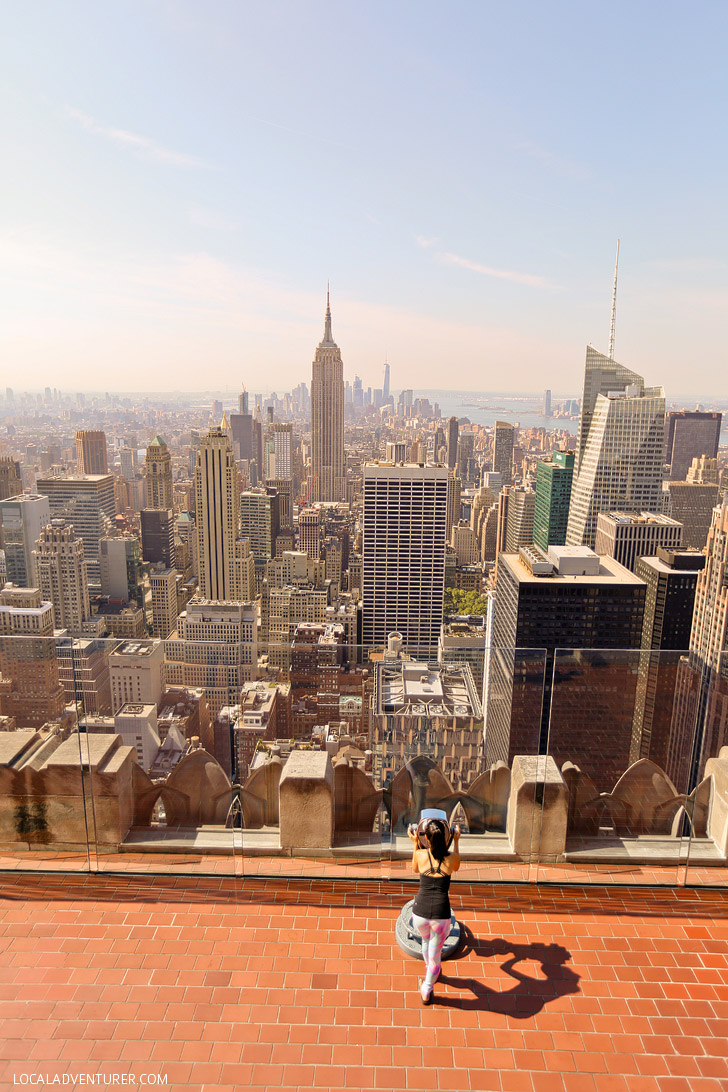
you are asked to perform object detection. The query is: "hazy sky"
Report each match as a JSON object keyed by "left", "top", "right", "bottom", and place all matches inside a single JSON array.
[{"left": 2, "top": 1, "right": 727, "bottom": 397}]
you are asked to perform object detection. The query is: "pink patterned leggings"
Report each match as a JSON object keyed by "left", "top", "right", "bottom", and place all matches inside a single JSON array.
[{"left": 412, "top": 914, "right": 451, "bottom": 986}]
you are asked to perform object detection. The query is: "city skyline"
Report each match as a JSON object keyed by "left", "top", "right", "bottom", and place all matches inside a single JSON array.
[
  {"left": 2, "top": 5, "right": 728, "bottom": 1084},
  {"left": 2, "top": 4, "right": 728, "bottom": 393}
]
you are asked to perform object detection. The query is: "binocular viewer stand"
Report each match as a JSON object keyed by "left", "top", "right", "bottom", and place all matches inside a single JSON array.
[
  {"left": 395, "top": 808, "right": 463, "bottom": 962},
  {"left": 395, "top": 899, "right": 462, "bottom": 961}
]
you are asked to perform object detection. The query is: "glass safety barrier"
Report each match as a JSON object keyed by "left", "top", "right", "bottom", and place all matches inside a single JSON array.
[{"left": 0, "top": 629, "right": 724, "bottom": 889}]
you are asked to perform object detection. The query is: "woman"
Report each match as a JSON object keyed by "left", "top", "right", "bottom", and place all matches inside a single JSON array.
[{"left": 407, "top": 818, "right": 461, "bottom": 1004}]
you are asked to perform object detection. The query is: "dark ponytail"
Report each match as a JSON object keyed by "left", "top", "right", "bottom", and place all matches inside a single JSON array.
[{"left": 425, "top": 819, "right": 449, "bottom": 862}]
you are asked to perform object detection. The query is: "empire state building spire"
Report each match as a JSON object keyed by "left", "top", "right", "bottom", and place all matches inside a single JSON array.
[
  {"left": 320, "top": 282, "right": 335, "bottom": 347},
  {"left": 311, "top": 286, "right": 345, "bottom": 501}
]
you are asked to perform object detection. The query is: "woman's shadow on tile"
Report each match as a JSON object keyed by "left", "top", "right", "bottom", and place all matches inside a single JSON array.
[{"left": 435, "top": 929, "right": 580, "bottom": 1016}]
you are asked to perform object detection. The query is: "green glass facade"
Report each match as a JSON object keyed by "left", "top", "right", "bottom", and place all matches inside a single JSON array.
[{"left": 533, "top": 450, "right": 575, "bottom": 551}]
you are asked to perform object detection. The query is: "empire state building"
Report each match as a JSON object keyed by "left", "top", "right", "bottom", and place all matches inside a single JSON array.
[{"left": 311, "top": 290, "right": 345, "bottom": 502}]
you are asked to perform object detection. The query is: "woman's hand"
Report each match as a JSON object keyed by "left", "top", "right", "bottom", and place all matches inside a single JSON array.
[
  {"left": 407, "top": 824, "right": 418, "bottom": 842},
  {"left": 450, "top": 825, "right": 462, "bottom": 872}
]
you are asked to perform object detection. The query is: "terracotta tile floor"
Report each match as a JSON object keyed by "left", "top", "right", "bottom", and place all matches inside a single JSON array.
[{"left": 1, "top": 872, "right": 728, "bottom": 1091}]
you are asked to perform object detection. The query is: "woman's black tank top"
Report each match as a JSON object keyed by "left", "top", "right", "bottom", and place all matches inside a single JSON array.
[{"left": 412, "top": 850, "right": 451, "bottom": 920}]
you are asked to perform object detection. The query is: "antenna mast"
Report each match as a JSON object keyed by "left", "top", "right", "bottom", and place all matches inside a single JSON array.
[{"left": 608, "top": 239, "right": 620, "bottom": 360}]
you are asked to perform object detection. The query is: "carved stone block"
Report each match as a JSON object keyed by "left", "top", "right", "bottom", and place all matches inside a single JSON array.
[
  {"left": 507, "top": 755, "right": 567, "bottom": 860},
  {"left": 279, "top": 750, "right": 334, "bottom": 850},
  {"left": 705, "top": 753, "right": 728, "bottom": 858}
]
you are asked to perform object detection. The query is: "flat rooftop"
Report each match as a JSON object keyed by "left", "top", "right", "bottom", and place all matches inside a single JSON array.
[
  {"left": 376, "top": 660, "right": 482, "bottom": 717},
  {"left": 502, "top": 552, "right": 644, "bottom": 586},
  {"left": 603, "top": 510, "right": 682, "bottom": 526},
  {"left": 364, "top": 462, "right": 447, "bottom": 473},
  {"left": 443, "top": 616, "right": 487, "bottom": 635},
  {"left": 36, "top": 473, "right": 113, "bottom": 484},
  {"left": 0, "top": 872, "right": 726, "bottom": 1091},
  {"left": 114, "top": 641, "right": 157, "bottom": 656},
  {"left": 639, "top": 553, "right": 708, "bottom": 575}
]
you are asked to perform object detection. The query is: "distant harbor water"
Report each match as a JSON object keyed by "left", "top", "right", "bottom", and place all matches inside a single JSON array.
[
  {"left": 420, "top": 389, "right": 728, "bottom": 441},
  {"left": 420, "top": 390, "right": 578, "bottom": 432}
]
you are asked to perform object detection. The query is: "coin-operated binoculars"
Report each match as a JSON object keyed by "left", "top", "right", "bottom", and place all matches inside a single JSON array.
[{"left": 394, "top": 808, "right": 463, "bottom": 961}]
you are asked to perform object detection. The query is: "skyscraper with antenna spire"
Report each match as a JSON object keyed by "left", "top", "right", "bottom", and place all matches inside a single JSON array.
[
  {"left": 310, "top": 288, "right": 345, "bottom": 502},
  {"left": 573, "top": 243, "right": 638, "bottom": 474},
  {"left": 383, "top": 359, "right": 390, "bottom": 402},
  {"left": 566, "top": 246, "right": 666, "bottom": 549},
  {"left": 566, "top": 368, "right": 665, "bottom": 550},
  {"left": 567, "top": 348, "right": 665, "bottom": 549},
  {"left": 574, "top": 346, "right": 643, "bottom": 474}
]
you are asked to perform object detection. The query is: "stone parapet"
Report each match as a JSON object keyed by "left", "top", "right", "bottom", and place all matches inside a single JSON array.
[
  {"left": 705, "top": 746, "right": 728, "bottom": 858},
  {"left": 1, "top": 732, "right": 726, "bottom": 867},
  {"left": 0, "top": 730, "right": 136, "bottom": 850},
  {"left": 279, "top": 750, "right": 334, "bottom": 850},
  {"left": 507, "top": 755, "right": 568, "bottom": 861}
]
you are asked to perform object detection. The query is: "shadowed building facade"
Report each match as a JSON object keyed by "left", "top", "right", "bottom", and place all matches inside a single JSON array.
[
  {"left": 670, "top": 500, "right": 728, "bottom": 787},
  {"left": 631, "top": 549, "right": 705, "bottom": 781},
  {"left": 0, "top": 457, "right": 22, "bottom": 502},
  {"left": 447, "top": 416, "right": 459, "bottom": 470},
  {"left": 0, "top": 586, "right": 66, "bottom": 728},
  {"left": 665, "top": 410, "right": 722, "bottom": 481},
  {"left": 663, "top": 480, "right": 720, "bottom": 550},
  {"left": 487, "top": 545, "right": 646, "bottom": 792},
  {"left": 140, "top": 508, "right": 176, "bottom": 569},
  {"left": 75, "top": 430, "right": 108, "bottom": 476},
  {"left": 493, "top": 421, "right": 515, "bottom": 486}
]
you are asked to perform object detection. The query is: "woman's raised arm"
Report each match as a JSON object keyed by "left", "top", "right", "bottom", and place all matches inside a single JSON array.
[{"left": 449, "top": 825, "right": 461, "bottom": 872}]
